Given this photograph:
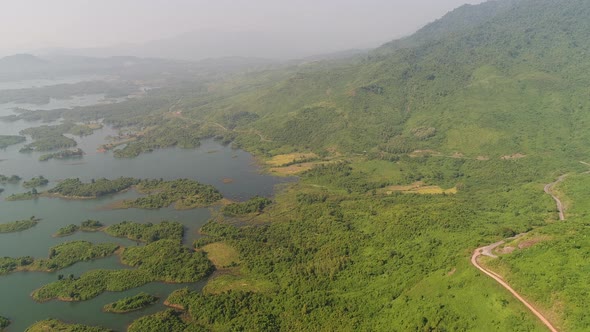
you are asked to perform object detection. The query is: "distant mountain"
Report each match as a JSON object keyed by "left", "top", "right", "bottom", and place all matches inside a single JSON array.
[
  {"left": 38, "top": 29, "right": 377, "bottom": 61},
  {"left": 0, "top": 54, "right": 48, "bottom": 73}
]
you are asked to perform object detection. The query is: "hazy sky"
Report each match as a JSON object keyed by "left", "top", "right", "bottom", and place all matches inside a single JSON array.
[{"left": 0, "top": 0, "right": 486, "bottom": 58}]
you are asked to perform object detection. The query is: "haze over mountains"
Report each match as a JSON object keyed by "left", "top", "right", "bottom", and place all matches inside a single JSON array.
[{"left": 0, "top": 0, "right": 488, "bottom": 61}]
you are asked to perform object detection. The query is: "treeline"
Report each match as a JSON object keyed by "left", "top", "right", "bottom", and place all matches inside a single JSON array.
[
  {"left": 0, "top": 217, "right": 40, "bottom": 233},
  {"left": 113, "top": 121, "right": 202, "bottom": 158},
  {"left": 0, "top": 241, "right": 117, "bottom": 275},
  {"left": 105, "top": 221, "right": 183, "bottom": 243},
  {"left": 5, "top": 191, "right": 40, "bottom": 201},
  {"left": 54, "top": 220, "right": 103, "bottom": 237},
  {"left": 103, "top": 292, "right": 159, "bottom": 313},
  {"left": 0, "top": 175, "right": 21, "bottom": 184},
  {"left": 48, "top": 177, "right": 139, "bottom": 198},
  {"left": 125, "top": 178, "right": 223, "bottom": 209},
  {"left": 39, "top": 148, "right": 84, "bottom": 162},
  {"left": 24, "top": 319, "right": 112, "bottom": 332},
  {"left": 222, "top": 196, "right": 272, "bottom": 216},
  {"left": 303, "top": 162, "right": 387, "bottom": 193},
  {"left": 35, "top": 241, "right": 119, "bottom": 272},
  {"left": 19, "top": 122, "right": 100, "bottom": 152},
  {"left": 23, "top": 176, "right": 49, "bottom": 188},
  {"left": 128, "top": 309, "right": 192, "bottom": 332}
]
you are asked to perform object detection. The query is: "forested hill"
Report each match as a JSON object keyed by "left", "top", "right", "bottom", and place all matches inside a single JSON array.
[{"left": 175, "top": 0, "right": 590, "bottom": 163}]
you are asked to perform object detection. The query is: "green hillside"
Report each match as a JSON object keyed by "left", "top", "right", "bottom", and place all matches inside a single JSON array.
[{"left": 167, "top": 0, "right": 590, "bottom": 164}]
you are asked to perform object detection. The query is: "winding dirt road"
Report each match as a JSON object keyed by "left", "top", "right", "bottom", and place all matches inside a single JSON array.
[
  {"left": 471, "top": 175, "right": 568, "bottom": 332},
  {"left": 544, "top": 175, "right": 567, "bottom": 221}
]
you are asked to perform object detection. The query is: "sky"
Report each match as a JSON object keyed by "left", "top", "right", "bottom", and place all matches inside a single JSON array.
[{"left": 0, "top": 0, "right": 486, "bottom": 59}]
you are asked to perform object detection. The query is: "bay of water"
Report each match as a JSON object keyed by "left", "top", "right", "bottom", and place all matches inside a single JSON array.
[{"left": 0, "top": 83, "right": 292, "bottom": 331}]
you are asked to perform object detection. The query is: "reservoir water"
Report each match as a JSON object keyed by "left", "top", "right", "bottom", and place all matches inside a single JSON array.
[{"left": 0, "top": 81, "right": 291, "bottom": 331}]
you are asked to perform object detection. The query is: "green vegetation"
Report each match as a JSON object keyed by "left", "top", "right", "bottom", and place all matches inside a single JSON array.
[
  {"left": 165, "top": 289, "right": 278, "bottom": 331},
  {"left": 0, "top": 241, "right": 116, "bottom": 275},
  {"left": 0, "top": 256, "right": 34, "bottom": 275},
  {"left": 222, "top": 196, "right": 272, "bottom": 216},
  {"left": 483, "top": 172, "right": 590, "bottom": 331},
  {"left": 19, "top": 123, "right": 78, "bottom": 151},
  {"left": 113, "top": 121, "right": 202, "bottom": 158},
  {"left": 48, "top": 177, "right": 139, "bottom": 198},
  {"left": 0, "top": 175, "right": 21, "bottom": 184},
  {"left": 0, "top": 135, "right": 25, "bottom": 149},
  {"left": 103, "top": 292, "right": 159, "bottom": 313},
  {"left": 54, "top": 224, "right": 80, "bottom": 237},
  {"left": 32, "top": 239, "right": 213, "bottom": 302},
  {"left": 124, "top": 178, "right": 222, "bottom": 209},
  {"left": 34, "top": 241, "right": 119, "bottom": 272},
  {"left": 39, "top": 148, "right": 84, "bottom": 161},
  {"left": 19, "top": 122, "right": 101, "bottom": 152},
  {"left": 25, "top": 319, "right": 111, "bottom": 332},
  {"left": 0, "top": 316, "right": 9, "bottom": 330},
  {"left": 0, "top": 217, "right": 40, "bottom": 233},
  {"left": 81, "top": 220, "right": 103, "bottom": 231},
  {"left": 105, "top": 221, "right": 183, "bottom": 243},
  {"left": 5, "top": 190, "right": 40, "bottom": 201},
  {"left": 166, "top": 162, "right": 551, "bottom": 331},
  {"left": 23, "top": 176, "right": 49, "bottom": 188},
  {"left": 128, "top": 309, "right": 196, "bottom": 332}
]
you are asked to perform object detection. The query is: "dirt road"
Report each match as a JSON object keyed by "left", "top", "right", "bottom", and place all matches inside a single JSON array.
[
  {"left": 543, "top": 174, "right": 567, "bottom": 221},
  {"left": 470, "top": 176, "right": 568, "bottom": 332},
  {"left": 471, "top": 244, "right": 558, "bottom": 332}
]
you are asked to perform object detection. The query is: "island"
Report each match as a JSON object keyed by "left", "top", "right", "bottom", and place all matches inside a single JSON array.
[
  {"left": 0, "top": 241, "right": 118, "bottom": 275},
  {"left": 23, "top": 176, "right": 49, "bottom": 188},
  {"left": 0, "top": 316, "right": 9, "bottom": 330},
  {"left": 5, "top": 190, "right": 40, "bottom": 201},
  {"left": 123, "top": 178, "right": 223, "bottom": 209},
  {"left": 103, "top": 292, "right": 159, "bottom": 313},
  {"left": 19, "top": 122, "right": 103, "bottom": 152},
  {"left": 54, "top": 220, "right": 104, "bottom": 237},
  {"left": 0, "top": 175, "right": 21, "bottom": 184},
  {"left": 39, "top": 148, "right": 85, "bottom": 162},
  {"left": 53, "top": 224, "right": 80, "bottom": 237},
  {"left": 47, "top": 177, "right": 139, "bottom": 198},
  {"left": 0, "top": 217, "right": 40, "bottom": 233},
  {"left": 80, "top": 219, "right": 104, "bottom": 231},
  {"left": 25, "top": 319, "right": 112, "bottom": 332}
]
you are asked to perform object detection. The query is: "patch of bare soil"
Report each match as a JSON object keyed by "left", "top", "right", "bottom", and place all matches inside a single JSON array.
[{"left": 501, "top": 153, "right": 526, "bottom": 160}]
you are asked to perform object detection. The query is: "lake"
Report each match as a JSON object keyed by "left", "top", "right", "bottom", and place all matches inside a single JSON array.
[{"left": 0, "top": 82, "right": 292, "bottom": 331}]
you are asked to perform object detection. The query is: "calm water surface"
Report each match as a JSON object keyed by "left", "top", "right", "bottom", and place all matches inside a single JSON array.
[{"left": 0, "top": 83, "right": 292, "bottom": 331}]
